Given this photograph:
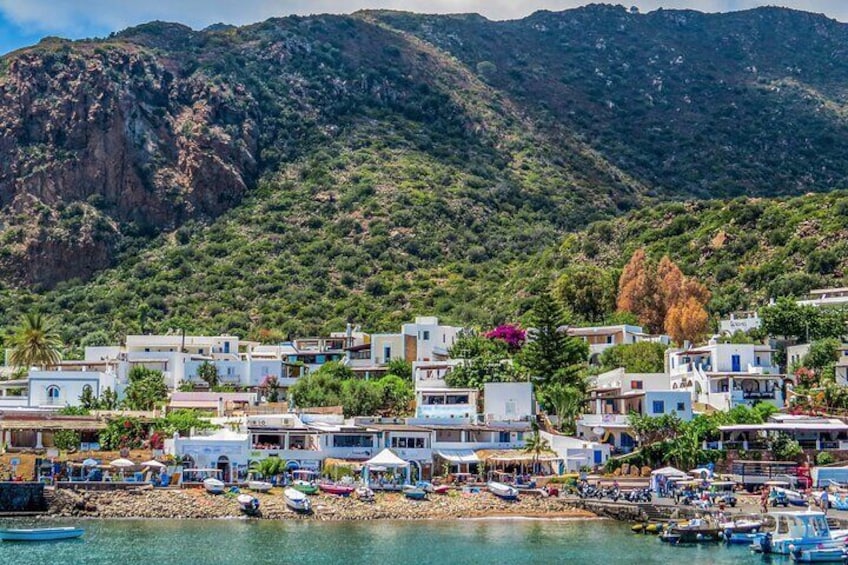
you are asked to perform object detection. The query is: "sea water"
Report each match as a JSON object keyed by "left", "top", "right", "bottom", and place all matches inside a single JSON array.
[{"left": 0, "top": 517, "right": 772, "bottom": 564}]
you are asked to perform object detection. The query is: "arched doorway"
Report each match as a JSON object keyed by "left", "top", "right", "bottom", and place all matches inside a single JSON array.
[{"left": 217, "top": 455, "right": 231, "bottom": 483}]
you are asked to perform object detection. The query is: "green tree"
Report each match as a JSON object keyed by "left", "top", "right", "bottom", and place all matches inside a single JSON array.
[
  {"left": 79, "top": 386, "right": 98, "bottom": 410},
  {"left": 99, "top": 387, "right": 119, "bottom": 410},
  {"left": 541, "top": 383, "right": 585, "bottom": 434},
  {"left": 518, "top": 292, "right": 588, "bottom": 388},
  {"left": 524, "top": 423, "right": 552, "bottom": 474},
  {"left": 123, "top": 366, "right": 169, "bottom": 411},
  {"left": 803, "top": 338, "right": 842, "bottom": 374},
  {"left": 386, "top": 359, "right": 413, "bottom": 381},
  {"left": 290, "top": 371, "right": 343, "bottom": 409},
  {"left": 553, "top": 265, "right": 616, "bottom": 323},
  {"left": 761, "top": 298, "right": 847, "bottom": 342},
  {"left": 249, "top": 457, "right": 286, "bottom": 480},
  {"left": 7, "top": 313, "right": 62, "bottom": 369},
  {"left": 341, "top": 379, "right": 383, "bottom": 418},
  {"left": 156, "top": 410, "right": 218, "bottom": 436},
  {"left": 197, "top": 361, "right": 220, "bottom": 389},
  {"left": 53, "top": 430, "right": 81, "bottom": 451},
  {"left": 599, "top": 342, "right": 668, "bottom": 373},
  {"left": 376, "top": 375, "right": 413, "bottom": 416},
  {"left": 770, "top": 433, "right": 803, "bottom": 461}
]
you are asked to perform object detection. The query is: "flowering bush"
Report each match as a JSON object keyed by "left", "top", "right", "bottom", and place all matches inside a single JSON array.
[
  {"left": 99, "top": 417, "right": 148, "bottom": 450},
  {"left": 484, "top": 324, "right": 526, "bottom": 352},
  {"left": 795, "top": 366, "right": 818, "bottom": 388}
]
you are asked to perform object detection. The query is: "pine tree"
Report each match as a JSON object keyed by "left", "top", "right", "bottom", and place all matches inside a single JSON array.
[{"left": 519, "top": 292, "right": 588, "bottom": 388}]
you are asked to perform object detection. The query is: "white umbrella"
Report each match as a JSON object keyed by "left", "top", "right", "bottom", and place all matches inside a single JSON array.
[
  {"left": 110, "top": 458, "right": 136, "bottom": 468},
  {"left": 141, "top": 460, "right": 166, "bottom": 469}
]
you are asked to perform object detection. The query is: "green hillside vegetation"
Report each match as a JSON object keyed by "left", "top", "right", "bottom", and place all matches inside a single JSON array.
[{"left": 1, "top": 7, "right": 848, "bottom": 349}]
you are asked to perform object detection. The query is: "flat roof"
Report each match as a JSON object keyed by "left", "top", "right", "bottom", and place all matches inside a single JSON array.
[{"left": 720, "top": 422, "right": 848, "bottom": 432}]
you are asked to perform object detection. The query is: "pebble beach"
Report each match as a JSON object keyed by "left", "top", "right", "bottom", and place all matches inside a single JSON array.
[{"left": 47, "top": 487, "right": 595, "bottom": 521}]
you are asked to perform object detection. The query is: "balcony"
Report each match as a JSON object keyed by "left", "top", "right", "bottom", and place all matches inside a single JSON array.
[{"left": 416, "top": 404, "right": 475, "bottom": 420}]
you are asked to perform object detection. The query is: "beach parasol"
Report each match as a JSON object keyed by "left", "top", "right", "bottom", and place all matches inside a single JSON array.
[
  {"left": 110, "top": 458, "right": 136, "bottom": 468},
  {"left": 82, "top": 458, "right": 99, "bottom": 467},
  {"left": 140, "top": 460, "right": 166, "bottom": 469}
]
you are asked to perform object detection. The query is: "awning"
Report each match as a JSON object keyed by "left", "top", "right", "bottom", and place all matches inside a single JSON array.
[
  {"left": 476, "top": 449, "right": 561, "bottom": 463},
  {"left": 434, "top": 449, "right": 480, "bottom": 464}
]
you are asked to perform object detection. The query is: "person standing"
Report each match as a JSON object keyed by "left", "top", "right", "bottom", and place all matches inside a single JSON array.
[{"left": 761, "top": 487, "right": 770, "bottom": 514}]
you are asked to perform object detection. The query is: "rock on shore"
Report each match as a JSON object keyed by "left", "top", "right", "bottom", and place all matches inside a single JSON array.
[{"left": 48, "top": 487, "right": 596, "bottom": 521}]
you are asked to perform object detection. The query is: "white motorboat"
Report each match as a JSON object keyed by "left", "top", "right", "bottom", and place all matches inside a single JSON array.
[
  {"left": 248, "top": 480, "right": 273, "bottom": 493},
  {"left": 284, "top": 487, "right": 312, "bottom": 512},
  {"left": 203, "top": 477, "right": 225, "bottom": 494},
  {"left": 356, "top": 486, "right": 375, "bottom": 502},
  {"left": 237, "top": 494, "right": 260, "bottom": 515},
  {"left": 754, "top": 511, "right": 843, "bottom": 555},
  {"left": 487, "top": 481, "right": 519, "bottom": 501}
]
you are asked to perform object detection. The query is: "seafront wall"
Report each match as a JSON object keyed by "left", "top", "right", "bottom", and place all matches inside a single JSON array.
[
  {"left": 47, "top": 487, "right": 597, "bottom": 521},
  {"left": 0, "top": 482, "right": 46, "bottom": 512}
]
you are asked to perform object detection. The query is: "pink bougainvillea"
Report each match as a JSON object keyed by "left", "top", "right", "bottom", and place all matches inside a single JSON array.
[{"left": 484, "top": 324, "right": 526, "bottom": 352}]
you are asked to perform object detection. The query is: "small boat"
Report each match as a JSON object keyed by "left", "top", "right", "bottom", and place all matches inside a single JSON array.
[
  {"left": 237, "top": 494, "right": 261, "bottom": 516},
  {"left": 791, "top": 547, "right": 848, "bottom": 563},
  {"left": 284, "top": 487, "right": 312, "bottom": 512},
  {"left": 488, "top": 481, "right": 519, "bottom": 501},
  {"left": 720, "top": 518, "right": 763, "bottom": 534},
  {"left": 248, "top": 480, "right": 273, "bottom": 493},
  {"left": 292, "top": 480, "right": 318, "bottom": 495},
  {"left": 725, "top": 531, "right": 767, "bottom": 545},
  {"left": 660, "top": 527, "right": 722, "bottom": 544},
  {"left": 356, "top": 486, "right": 375, "bottom": 502},
  {"left": 319, "top": 483, "right": 355, "bottom": 497},
  {"left": 433, "top": 485, "right": 451, "bottom": 495},
  {"left": 753, "top": 511, "right": 842, "bottom": 555},
  {"left": 403, "top": 484, "right": 427, "bottom": 500},
  {"left": 203, "top": 477, "right": 225, "bottom": 494},
  {"left": 0, "top": 527, "right": 85, "bottom": 541}
]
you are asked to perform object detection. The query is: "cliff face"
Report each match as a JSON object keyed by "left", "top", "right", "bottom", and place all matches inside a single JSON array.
[
  {"left": 0, "top": 41, "right": 258, "bottom": 286},
  {"left": 1, "top": 6, "right": 848, "bottom": 296}
]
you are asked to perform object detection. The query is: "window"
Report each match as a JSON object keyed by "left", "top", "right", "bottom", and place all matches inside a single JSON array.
[
  {"left": 606, "top": 335, "right": 614, "bottom": 344},
  {"left": 422, "top": 331, "right": 430, "bottom": 340},
  {"left": 676, "top": 402, "right": 685, "bottom": 412},
  {"left": 384, "top": 346, "right": 392, "bottom": 361},
  {"left": 332, "top": 435, "right": 374, "bottom": 448},
  {"left": 81, "top": 385, "right": 93, "bottom": 396},
  {"left": 46, "top": 386, "right": 60, "bottom": 402},
  {"left": 498, "top": 432, "right": 511, "bottom": 443},
  {"left": 630, "top": 381, "right": 643, "bottom": 390},
  {"left": 652, "top": 400, "right": 665, "bottom": 414}
]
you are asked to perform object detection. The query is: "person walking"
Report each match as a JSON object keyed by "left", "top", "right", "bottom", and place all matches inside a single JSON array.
[{"left": 760, "top": 487, "right": 770, "bottom": 514}]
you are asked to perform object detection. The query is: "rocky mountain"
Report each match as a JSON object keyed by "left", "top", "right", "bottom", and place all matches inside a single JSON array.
[{"left": 1, "top": 5, "right": 847, "bottom": 344}]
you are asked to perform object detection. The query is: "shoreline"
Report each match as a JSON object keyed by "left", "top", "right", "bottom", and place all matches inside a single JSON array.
[{"left": 44, "top": 488, "right": 597, "bottom": 522}]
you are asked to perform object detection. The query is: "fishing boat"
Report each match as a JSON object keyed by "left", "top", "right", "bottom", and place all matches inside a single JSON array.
[
  {"left": 487, "top": 481, "right": 519, "bottom": 501},
  {"left": 292, "top": 470, "right": 318, "bottom": 494},
  {"left": 753, "top": 511, "right": 844, "bottom": 555},
  {"left": 403, "top": 484, "right": 427, "bottom": 500},
  {"left": 237, "top": 494, "right": 261, "bottom": 516},
  {"left": 791, "top": 547, "right": 848, "bottom": 563},
  {"left": 659, "top": 518, "right": 723, "bottom": 544},
  {"left": 203, "top": 477, "right": 225, "bottom": 494},
  {"left": 0, "top": 527, "right": 85, "bottom": 542},
  {"left": 247, "top": 480, "right": 273, "bottom": 493},
  {"left": 284, "top": 487, "right": 312, "bottom": 512},
  {"left": 725, "top": 531, "right": 767, "bottom": 545},
  {"left": 356, "top": 486, "right": 375, "bottom": 502},
  {"left": 319, "top": 483, "right": 355, "bottom": 497},
  {"left": 720, "top": 518, "right": 763, "bottom": 534}
]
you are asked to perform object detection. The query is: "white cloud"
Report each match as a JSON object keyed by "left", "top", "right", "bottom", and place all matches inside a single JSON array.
[{"left": 1, "top": 0, "right": 847, "bottom": 36}]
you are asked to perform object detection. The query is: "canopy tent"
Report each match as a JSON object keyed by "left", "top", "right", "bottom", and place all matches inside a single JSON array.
[
  {"left": 651, "top": 466, "right": 688, "bottom": 477},
  {"left": 363, "top": 449, "right": 410, "bottom": 488},
  {"left": 110, "top": 458, "right": 135, "bottom": 468},
  {"left": 140, "top": 460, "right": 166, "bottom": 469},
  {"left": 476, "top": 449, "right": 562, "bottom": 477}
]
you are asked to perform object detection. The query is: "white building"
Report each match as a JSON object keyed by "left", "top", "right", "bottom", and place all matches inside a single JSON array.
[
  {"left": 719, "top": 311, "right": 763, "bottom": 335},
  {"left": 566, "top": 324, "right": 671, "bottom": 365},
  {"left": 667, "top": 341, "right": 786, "bottom": 411},
  {"left": 402, "top": 316, "right": 462, "bottom": 362},
  {"left": 797, "top": 287, "right": 848, "bottom": 309},
  {"left": 483, "top": 382, "right": 534, "bottom": 423},
  {"left": 166, "top": 428, "right": 250, "bottom": 483}
]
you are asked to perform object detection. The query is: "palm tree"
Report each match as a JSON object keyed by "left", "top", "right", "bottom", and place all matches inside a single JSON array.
[
  {"left": 524, "top": 423, "right": 551, "bottom": 475},
  {"left": 249, "top": 458, "right": 286, "bottom": 482},
  {"left": 8, "top": 313, "right": 62, "bottom": 369},
  {"left": 546, "top": 383, "right": 585, "bottom": 434}
]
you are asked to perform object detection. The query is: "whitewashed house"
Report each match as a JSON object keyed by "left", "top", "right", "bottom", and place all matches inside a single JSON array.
[
  {"left": 667, "top": 340, "right": 787, "bottom": 411},
  {"left": 719, "top": 311, "right": 762, "bottom": 335},
  {"left": 566, "top": 324, "right": 670, "bottom": 365}
]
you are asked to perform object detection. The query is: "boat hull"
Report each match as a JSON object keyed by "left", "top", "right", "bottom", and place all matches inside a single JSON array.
[
  {"left": 319, "top": 484, "right": 355, "bottom": 497},
  {"left": 248, "top": 481, "right": 273, "bottom": 493},
  {"left": 487, "top": 481, "right": 519, "bottom": 501},
  {"left": 791, "top": 548, "right": 848, "bottom": 563},
  {"left": 203, "top": 478, "right": 225, "bottom": 494},
  {"left": 403, "top": 487, "right": 427, "bottom": 500},
  {"left": 292, "top": 481, "right": 318, "bottom": 495},
  {"left": 284, "top": 488, "right": 312, "bottom": 512},
  {"left": 0, "top": 527, "right": 84, "bottom": 541}
]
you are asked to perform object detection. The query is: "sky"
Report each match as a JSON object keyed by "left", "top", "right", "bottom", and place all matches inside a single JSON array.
[{"left": 1, "top": 0, "right": 847, "bottom": 55}]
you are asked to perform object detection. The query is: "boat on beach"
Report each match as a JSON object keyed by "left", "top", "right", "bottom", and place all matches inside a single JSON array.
[
  {"left": 319, "top": 483, "right": 355, "bottom": 497},
  {"left": 292, "top": 470, "right": 318, "bottom": 494},
  {"left": 0, "top": 527, "right": 85, "bottom": 542},
  {"left": 248, "top": 480, "right": 273, "bottom": 493},
  {"left": 356, "top": 486, "right": 375, "bottom": 502},
  {"left": 403, "top": 484, "right": 427, "bottom": 500},
  {"left": 203, "top": 477, "right": 225, "bottom": 494},
  {"left": 284, "top": 487, "right": 312, "bottom": 512},
  {"left": 487, "top": 481, "right": 519, "bottom": 501},
  {"left": 237, "top": 494, "right": 260, "bottom": 516}
]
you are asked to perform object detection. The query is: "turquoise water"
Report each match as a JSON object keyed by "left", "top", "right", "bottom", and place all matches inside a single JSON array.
[{"left": 0, "top": 518, "right": 777, "bottom": 564}]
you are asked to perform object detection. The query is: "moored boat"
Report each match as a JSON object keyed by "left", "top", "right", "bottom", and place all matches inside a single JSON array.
[
  {"left": 284, "top": 487, "right": 312, "bottom": 512},
  {"left": 753, "top": 511, "right": 841, "bottom": 555},
  {"left": 319, "top": 483, "right": 355, "bottom": 497},
  {"left": 488, "top": 481, "right": 519, "bottom": 501},
  {"left": 237, "top": 493, "right": 261, "bottom": 516},
  {"left": 403, "top": 484, "right": 427, "bottom": 500},
  {"left": 248, "top": 480, "right": 273, "bottom": 493},
  {"left": 791, "top": 547, "right": 848, "bottom": 563},
  {"left": 0, "top": 527, "right": 85, "bottom": 542},
  {"left": 203, "top": 477, "right": 225, "bottom": 494}
]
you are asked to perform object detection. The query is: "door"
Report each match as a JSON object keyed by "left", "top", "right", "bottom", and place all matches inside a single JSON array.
[
  {"left": 731, "top": 355, "right": 741, "bottom": 372},
  {"left": 594, "top": 450, "right": 603, "bottom": 465}
]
